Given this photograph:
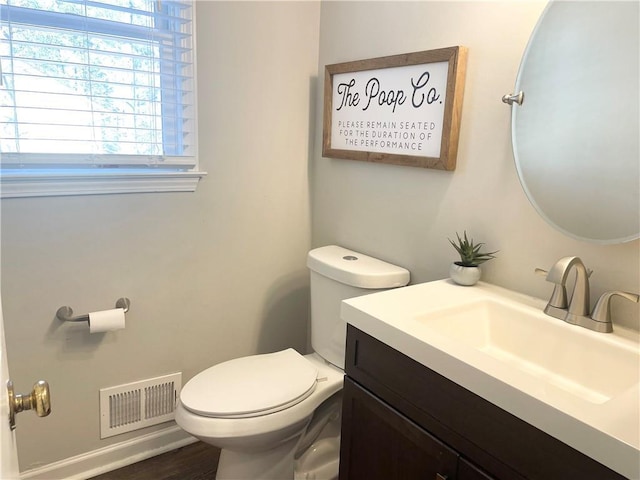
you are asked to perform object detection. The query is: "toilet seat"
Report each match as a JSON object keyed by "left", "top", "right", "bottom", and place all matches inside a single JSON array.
[{"left": 181, "top": 348, "right": 318, "bottom": 419}]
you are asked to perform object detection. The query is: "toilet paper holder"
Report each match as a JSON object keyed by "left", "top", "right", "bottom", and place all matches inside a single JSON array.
[{"left": 56, "top": 298, "right": 131, "bottom": 323}]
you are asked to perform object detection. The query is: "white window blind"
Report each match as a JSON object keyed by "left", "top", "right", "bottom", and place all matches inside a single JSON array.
[{"left": 0, "top": 0, "right": 203, "bottom": 197}]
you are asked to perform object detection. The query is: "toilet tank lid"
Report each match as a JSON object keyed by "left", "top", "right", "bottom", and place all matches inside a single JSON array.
[{"left": 307, "top": 245, "right": 410, "bottom": 289}]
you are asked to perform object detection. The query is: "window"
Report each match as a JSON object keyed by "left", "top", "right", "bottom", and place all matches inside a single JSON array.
[{"left": 0, "top": 0, "right": 204, "bottom": 197}]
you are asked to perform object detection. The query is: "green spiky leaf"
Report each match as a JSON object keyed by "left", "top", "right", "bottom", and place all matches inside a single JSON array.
[{"left": 448, "top": 231, "right": 498, "bottom": 267}]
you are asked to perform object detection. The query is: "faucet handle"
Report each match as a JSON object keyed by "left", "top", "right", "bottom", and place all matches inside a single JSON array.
[
  {"left": 591, "top": 291, "right": 640, "bottom": 326},
  {"left": 536, "top": 264, "right": 594, "bottom": 279}
]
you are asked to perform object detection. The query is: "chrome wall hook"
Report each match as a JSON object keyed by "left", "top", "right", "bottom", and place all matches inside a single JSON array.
[
  {"left": 502, "top": 91, "right": 524, "bottom": 106},
  {"left": 56, "top": 298, "right": 130, "bottom": 323}
]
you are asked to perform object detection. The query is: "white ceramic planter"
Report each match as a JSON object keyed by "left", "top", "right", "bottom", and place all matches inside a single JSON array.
[{"left": 449, "top": 262, "right": 481, "bottom": 286}]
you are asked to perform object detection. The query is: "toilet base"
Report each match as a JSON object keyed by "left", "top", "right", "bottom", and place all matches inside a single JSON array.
[
  {"left": 216, "top": 434, "right": 302, "bottom": 480},
  {"left": 214, "top": 393, "right": 342, "bottom": 480},
  {"left": 294, "top": 437, "right": 340, "bottom": 480},
  {"left": 294, "top": 393, "right": 341, "bottom": 480}
]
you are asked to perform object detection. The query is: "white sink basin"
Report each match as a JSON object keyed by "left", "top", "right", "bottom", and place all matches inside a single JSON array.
[
  {"left": 341, "top": 280, "right": 640, "bottom": 479},
  {"left": 416, "top": 298, "right": 639, "bottom": 404}
]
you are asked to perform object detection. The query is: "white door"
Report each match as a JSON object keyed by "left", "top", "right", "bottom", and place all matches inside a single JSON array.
[{"left": 1, "top": 296, "right": 20, "bottom": 479}]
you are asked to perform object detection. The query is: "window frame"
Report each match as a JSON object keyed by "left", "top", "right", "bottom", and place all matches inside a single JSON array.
[{"left": 0, "top": 0, "right": 205, "bottom": 198}]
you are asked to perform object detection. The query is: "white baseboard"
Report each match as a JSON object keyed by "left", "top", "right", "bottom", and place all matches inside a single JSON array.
[{"left": 20, "top": 425, "right": 198, "bottom": 480}]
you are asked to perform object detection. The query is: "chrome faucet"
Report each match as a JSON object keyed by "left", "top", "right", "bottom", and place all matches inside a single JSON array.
[
  {"left": 538, "top": 256, "right": 590, "bottom": 321},
  {"left": 538, "top": 256, "right": 639, "bottom": 333}
]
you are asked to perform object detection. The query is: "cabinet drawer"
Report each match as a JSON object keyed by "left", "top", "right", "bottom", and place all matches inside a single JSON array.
[{"left": 345, "top": 325, "right": 625, "bottom": 480}]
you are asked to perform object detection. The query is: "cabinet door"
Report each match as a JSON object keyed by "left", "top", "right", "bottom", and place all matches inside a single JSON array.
[{"left": 340, "top": 377, "right": 458, "bottom": 480}]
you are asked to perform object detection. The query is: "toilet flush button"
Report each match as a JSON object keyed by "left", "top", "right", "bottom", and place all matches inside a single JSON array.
[{"left": 343, "top": 255, "right": 358, "bottom": 261}]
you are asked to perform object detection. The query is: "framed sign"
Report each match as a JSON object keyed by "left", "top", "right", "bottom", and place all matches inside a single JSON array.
[{"left": 322, "top": 46, "right": 467, "bottom": 170}]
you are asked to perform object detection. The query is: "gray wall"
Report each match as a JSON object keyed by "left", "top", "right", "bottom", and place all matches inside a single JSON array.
[
  {"left": 1, "top": 1, "right": 320, "bottom": 470},
  {"left": 312, "top": 1, "right": 639, "bottom": 327}
]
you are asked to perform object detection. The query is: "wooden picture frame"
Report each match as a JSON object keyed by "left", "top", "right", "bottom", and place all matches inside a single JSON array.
[{"left": 322, "top": 46, "right": 467, "bottom": 171}]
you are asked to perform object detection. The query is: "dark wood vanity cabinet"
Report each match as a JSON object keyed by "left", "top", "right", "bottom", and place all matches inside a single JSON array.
[
  {"left": 341, "top": 377, "right": 491, "bottom": 480},
  {"left": 339, "top": 325, "right": 626, "bottom": 480},
  {"left": 341, "top": 375, "right": 457, "bottom": 479}
]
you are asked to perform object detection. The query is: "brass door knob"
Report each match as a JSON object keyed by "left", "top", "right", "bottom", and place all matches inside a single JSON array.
[{"left": 7, "top": 380, "right": 51, "bottom": 430}]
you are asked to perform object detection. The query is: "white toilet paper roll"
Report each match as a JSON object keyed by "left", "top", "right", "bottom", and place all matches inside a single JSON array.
[{"left": 89, "top": 308, "right": 126, "bottom": 334}]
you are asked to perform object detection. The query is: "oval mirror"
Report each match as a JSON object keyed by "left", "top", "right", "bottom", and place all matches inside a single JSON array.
[{"left": 511, "top": 1, "right": 639, "bottom": 244}]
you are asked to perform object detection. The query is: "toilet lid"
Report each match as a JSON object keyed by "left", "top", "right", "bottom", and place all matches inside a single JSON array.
[{"left": 180, "top": 348, "right": 318, "bottom": 418}]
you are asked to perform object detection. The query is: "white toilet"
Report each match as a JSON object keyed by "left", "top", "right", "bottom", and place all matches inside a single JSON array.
[{"left": 175, "top": 245, "right": 410, "bottom": 480}]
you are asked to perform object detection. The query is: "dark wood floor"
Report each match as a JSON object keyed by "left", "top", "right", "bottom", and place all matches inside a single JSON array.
[{"left": 89, "top": 442, "right": 220, "bottom": 480}]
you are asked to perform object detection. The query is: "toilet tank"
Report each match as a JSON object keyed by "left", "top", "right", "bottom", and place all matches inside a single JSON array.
[{"left": 307, "top": 245, "right": 410, "bottom": 369}]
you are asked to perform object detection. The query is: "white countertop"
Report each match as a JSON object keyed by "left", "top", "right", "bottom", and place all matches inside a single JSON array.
[{"left": 341, "top": 280, "right": 640, "bottom": 478}]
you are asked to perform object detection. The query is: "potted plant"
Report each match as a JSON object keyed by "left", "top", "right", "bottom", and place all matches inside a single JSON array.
[{"left": 448, "top": 231, "right": 498, "bottom": 286}]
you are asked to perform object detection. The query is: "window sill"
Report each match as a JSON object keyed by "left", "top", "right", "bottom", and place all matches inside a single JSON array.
[{"left": 0, "top": 170, "right": 207, "bottom": 198}]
